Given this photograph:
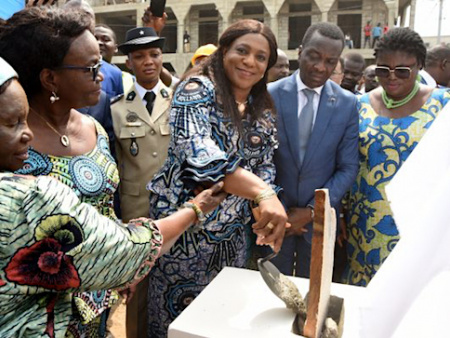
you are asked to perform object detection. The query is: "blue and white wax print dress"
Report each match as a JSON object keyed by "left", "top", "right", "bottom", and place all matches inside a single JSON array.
[{"left": 146, "top": 75, "right": 279, "bottom": 337}]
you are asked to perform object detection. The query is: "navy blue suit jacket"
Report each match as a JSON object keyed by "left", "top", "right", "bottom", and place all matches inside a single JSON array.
[{"left": 269, "top": 71, "right": 359, "bottom": 243}]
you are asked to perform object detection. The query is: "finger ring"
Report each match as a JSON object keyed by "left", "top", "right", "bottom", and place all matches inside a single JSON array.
[{"left": 266, "top": 222, "right": 275, "bottom": 230}]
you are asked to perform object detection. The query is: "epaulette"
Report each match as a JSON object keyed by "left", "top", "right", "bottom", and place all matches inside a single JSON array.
[{"left": 110, "top": 93, "right": 124, "bottom": 105}]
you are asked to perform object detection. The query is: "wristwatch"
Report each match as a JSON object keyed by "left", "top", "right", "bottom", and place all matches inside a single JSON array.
[{"left": 307, "top": 204, "right": 315, "bottom": 221}]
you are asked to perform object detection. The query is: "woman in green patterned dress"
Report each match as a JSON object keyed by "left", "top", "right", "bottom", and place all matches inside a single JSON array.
[
  {"left": 0, "top": 8, "right": 120, "bottom": 336},
  {"left": 0, "top": 56, "right": 225, "bottom": 338},
  {"left": 344, "top": 28, "right": 450, "bottom": 286}
]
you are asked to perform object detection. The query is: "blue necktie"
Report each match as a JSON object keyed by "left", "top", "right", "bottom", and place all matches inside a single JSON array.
[{"left": 299, "top": 88, "right": 315, "bottom": 164}]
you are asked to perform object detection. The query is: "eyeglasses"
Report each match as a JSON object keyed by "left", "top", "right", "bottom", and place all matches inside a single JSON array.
[
  {"left": 57, "top": 58, "right": 103, "bottom": 81},
  {"left": 375, "top": 66, "right": 413, "bottom": 79}
]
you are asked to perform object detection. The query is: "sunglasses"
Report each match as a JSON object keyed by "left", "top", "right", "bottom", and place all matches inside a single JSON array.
[
  {"left": 57, "top": 58, "right": 103, "bottom": 81},
  {"left": 375, "top": 66, "right": 413, "bottom": 79}
]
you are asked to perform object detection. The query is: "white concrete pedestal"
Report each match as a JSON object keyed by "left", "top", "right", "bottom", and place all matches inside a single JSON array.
[{"left": 168, "top": 267, "right": 364, "bottom": 338}]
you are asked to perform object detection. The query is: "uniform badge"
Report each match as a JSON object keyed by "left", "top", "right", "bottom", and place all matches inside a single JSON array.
[
  {"left": 130, "top": 138, "right": 139, "bottom": 156},
  {"left": 161, "top": 88, "right": 169, "bottom": 98},
  {"left": 126, "top": 111, "right": 139, "bottom": 122},
  {"left": 126, "top": 91, "right": 136, "bottom": 101}
]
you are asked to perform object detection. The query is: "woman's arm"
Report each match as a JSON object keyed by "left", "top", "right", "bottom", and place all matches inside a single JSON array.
[
  {"left": 154, "top": 182, "right": 226, "bottom": 254},
  {"left": 223, "top": 167, "right": 288, "bottom": 252},
  {"left": 0, "top": 175, "right": 224, "bottom": 293}
]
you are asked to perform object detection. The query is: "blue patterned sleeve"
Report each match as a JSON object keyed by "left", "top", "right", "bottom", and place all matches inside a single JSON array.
[
  {"left": 437, "top": 88, "right": 450, "bottom": 105},
  {"left": 170, "top": 76, "right": 241, "bottom": 186},
  {"left": 250, "top": 110, "right": 282, "bottom": 194}
]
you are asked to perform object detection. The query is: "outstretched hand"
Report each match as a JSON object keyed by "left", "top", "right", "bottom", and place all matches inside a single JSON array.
[
  {"left": 192, "top": 181, "right": 227, "bottom": 214},
  {"left": 142, "top": 7, "right": 167, "bottom": 34}
]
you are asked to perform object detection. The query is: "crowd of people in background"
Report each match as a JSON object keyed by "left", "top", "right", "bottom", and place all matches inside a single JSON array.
[{"left": 1, "top": 0, "right": 450, "bottom": 337}]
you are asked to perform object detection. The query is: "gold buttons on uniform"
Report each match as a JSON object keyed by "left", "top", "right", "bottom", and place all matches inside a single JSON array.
[{"left": 152, "top": 152, "right": 157, "bottom": 157}]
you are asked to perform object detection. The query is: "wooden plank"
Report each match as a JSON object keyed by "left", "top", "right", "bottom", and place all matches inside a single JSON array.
[{"left": 303, "top": 189, "right": 337, "bottom": 338}]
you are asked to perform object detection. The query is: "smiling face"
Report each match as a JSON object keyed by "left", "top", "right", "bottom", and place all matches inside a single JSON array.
[
  {"left": 126, "top": 47, "right": 163, "bottom": 90},
  {"left": 54, "top": 30, "right": 103, "bottom": 109},
  {"left": 0, "top": 79, "right": 33, "bottom": 172},
  {"left": 376, "top": 50, "right": 419, "bottom": 100},
  {"left": 223, "top": 33, "right": 270, "bottom": 99},
  {"left": 94, "top": 26, "right": 117, "bottom": 63},
  {"left": 298, "top": 31, "right": 343, "bottom": 89}
]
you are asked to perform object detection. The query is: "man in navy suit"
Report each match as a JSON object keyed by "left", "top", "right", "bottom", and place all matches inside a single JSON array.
[{"left": 268, "top": 22, "right": 359, "bottom": 278}]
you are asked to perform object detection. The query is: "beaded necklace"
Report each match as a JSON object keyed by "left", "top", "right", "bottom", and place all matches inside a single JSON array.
[{"left": 382, "top": 82, "right": 420, "bottom": 109}]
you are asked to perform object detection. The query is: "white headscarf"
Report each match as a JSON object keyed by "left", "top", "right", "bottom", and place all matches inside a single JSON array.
[{"left": 0, "top": 56, "right": 18, "bottom": 88}]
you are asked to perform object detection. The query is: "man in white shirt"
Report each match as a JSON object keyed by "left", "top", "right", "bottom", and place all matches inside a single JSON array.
[{"left": 267, "top": 22, "right": 359, "bottom": 277}]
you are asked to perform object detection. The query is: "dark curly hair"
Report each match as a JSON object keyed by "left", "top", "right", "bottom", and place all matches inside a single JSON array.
[
  {"left": 302, "top": 22, "right": 345, "bottom": 49},
  {"left": 0, "top": 7, "right": 93, "bottom": 99},
  {"left": 374, "top": 27, "right": 427, "bottom": 68},
  {"left": 189, "top": 19, "right": 278, "bottom": 129}
]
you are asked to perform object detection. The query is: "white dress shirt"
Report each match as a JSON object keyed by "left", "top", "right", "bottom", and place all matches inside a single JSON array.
[
  {"left": 419, "top": 70, "right": 437, "bottom": 88},
  {"left": 296, "top": 73, "right": 324, "bottom": 128},
  {"left": 134, "top": 80, "right": 161, "bottom": 106}
]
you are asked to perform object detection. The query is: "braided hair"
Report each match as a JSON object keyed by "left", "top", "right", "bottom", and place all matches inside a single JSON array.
[{"left": 374, "top": 27, "right": 427, "bottom": 68}]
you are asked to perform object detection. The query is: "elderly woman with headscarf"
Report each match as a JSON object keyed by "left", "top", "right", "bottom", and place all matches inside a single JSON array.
[{"left": 0, "top": 57, "right": 225, "bottom": 338}]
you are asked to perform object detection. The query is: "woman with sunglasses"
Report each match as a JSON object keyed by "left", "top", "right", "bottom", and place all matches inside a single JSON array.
[
  {"left": 0, "top": 7, "right": 120, "bottom": 336},
  {"left": 344, "top": 27, "right": 450, "bottom": 286}
]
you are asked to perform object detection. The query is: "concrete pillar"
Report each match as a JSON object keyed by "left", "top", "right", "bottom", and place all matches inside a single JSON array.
[
  {"left": 216, "top": 2, "right": 233, "bottom": 35},
  {"left": 409, "top": 0, "right": 416, "bottom": 29},
  {"left": 136, "top": 6, "right": 145, "bottom": 27},
  {"left": 384, "top": 0, "right": 399, "bottom": 28},
  {"left": 178, "top": 23, "right": 184, "bottom": 53},
  {"left": 321, "top": 11, "right": 328, "bottom": 22}
]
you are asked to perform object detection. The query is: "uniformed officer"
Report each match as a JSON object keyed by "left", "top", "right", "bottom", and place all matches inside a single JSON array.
[{"left": 111, "top": 26, "right": 172, "bottom": 338}]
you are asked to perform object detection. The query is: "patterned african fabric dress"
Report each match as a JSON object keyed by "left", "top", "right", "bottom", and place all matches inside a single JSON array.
[
  {"left": 146, "top": 76, "right": 279, "bottom": 337},
  {"left": 16, "top": 118, "right": 120, "bottom": 337},
  {"left": 345, "top": 88, "right": 450, "bottom": 286},
  {"left": 0, "top": 173, "right": 162, "bottom": 338}
]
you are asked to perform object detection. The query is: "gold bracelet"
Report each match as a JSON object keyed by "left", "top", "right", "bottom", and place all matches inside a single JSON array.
[
  {"left": 183, "top": 201, "right": 206, "bottom": 223},
  {"left": 254, "top": 187, "right": 276, "bottom": 205}
]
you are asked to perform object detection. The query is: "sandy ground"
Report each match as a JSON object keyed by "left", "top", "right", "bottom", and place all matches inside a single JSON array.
[{"left": 108, "top": 300, "right": 127, "bottom": 338}]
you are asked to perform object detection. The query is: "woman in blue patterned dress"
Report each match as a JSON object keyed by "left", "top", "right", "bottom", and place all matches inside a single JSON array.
[
  {"left": 146, "top": 19, "right": 288, "bottom": 336},
  {"left": 1, "top": 8, "right": 119, "bottom": 337},
  {"left": 344, "top": 28, "right": 450, "bottom": 286}
]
